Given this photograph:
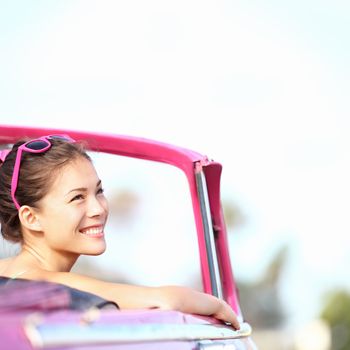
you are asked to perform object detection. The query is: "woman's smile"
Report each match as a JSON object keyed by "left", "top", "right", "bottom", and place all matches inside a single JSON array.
[{"left": 79, "top": 225, "right": 105, "bottom": 238}]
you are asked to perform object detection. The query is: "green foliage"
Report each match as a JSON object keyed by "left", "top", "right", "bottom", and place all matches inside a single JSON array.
[{"left": 321, "top": 289, "right": 350, "bottom": 350}]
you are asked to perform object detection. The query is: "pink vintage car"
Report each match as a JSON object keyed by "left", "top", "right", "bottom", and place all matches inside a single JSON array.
[{"left": 0, "top": 125, "right": 257, "bottom": 349}]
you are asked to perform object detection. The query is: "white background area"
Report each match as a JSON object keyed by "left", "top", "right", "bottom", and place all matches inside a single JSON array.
[{"left": 1, "top": 0, "right": 350, "bottom": 330}]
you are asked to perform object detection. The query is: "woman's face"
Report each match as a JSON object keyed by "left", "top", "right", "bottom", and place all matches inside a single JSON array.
[{"left": 35, "top": 156, "right": 109, "bottom": 257}]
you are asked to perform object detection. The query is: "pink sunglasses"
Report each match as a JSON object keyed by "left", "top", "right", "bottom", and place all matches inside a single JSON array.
[{"left": 10, "top": 134, "right": 75, "bottom": 210}]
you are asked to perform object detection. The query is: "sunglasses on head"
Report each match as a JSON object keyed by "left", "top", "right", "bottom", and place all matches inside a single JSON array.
[{"left": 11, "top": 134, "right": 75, "bottom": 210}]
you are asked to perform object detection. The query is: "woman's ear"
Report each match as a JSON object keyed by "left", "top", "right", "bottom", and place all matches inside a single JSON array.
[{"left": 18, "top": 206, "right": 43, "bottom": 232}]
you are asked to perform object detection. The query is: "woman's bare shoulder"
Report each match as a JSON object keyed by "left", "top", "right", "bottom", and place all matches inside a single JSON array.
[
  {"left": 19, "top": 269, "right": 94, "bottom": 284},
  {"left": 0, "top": 257, "right": 11, "bottom": 266},
  {"left": 0, "top": 258, "right": 14, "bottom": 276}
]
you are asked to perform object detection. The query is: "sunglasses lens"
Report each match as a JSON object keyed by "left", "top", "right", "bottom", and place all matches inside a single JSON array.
[{"left": 26, "top": 140, "right": 50, "bottom": 150}]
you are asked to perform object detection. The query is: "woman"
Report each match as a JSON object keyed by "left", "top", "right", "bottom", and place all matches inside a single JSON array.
[{"left": 0, "top": 135, "right": 239, "bottom": 329}]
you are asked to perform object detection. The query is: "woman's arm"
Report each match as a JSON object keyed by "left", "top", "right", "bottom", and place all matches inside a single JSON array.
[
  {"left": 154, "top": 285, "right": 240, "bottom": 329},
  {"left": 43, "top": 271, "right": 240, "bottom": 329}
]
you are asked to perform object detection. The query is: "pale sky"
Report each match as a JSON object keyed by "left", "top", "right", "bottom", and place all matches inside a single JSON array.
[{"left": 1, "top": 0, "right": 349, "bottom": 328}]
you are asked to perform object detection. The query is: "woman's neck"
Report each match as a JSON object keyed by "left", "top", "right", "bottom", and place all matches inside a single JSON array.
[{"left": 19, "top": 244, "right": 79, "bottom": 272}]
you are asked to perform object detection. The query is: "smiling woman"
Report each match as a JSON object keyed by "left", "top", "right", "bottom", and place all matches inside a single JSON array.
[
  {"left": 0, "top": 134, "right": 240, "bottom": 329},
  {"left": 29, "top": 156, "right": 108, "bottom": 263}
]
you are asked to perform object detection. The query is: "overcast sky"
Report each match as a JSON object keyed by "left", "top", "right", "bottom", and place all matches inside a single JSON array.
[{"left": 1, "top": 0, "right": 349, "bottom": 327}]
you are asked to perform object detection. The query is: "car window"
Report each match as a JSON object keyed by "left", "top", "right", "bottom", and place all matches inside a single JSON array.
[{"left": 72, "top": 151, "right": 203, "bottom": 290}]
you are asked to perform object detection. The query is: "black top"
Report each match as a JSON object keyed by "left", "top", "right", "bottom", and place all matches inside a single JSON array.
[{"left": 0, "top": 277, "right": 119, "bottom": 312}]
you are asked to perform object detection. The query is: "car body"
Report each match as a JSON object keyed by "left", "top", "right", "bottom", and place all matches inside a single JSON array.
[{"left": 0, "top": 124, "right": 258, "bottom": 349}]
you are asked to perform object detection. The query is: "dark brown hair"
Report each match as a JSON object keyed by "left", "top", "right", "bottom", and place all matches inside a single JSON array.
[{"left": 0, "top": 138, "right": 91, "bottom": 243}]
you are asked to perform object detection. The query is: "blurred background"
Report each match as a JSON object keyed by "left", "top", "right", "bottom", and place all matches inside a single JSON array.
[{"left": 1, "top": 1, "right": 350, "bottom": 349}]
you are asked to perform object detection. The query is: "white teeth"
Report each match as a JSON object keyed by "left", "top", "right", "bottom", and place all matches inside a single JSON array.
[{"left": 80, "top": 227, "right": 103, "bottom": 235}]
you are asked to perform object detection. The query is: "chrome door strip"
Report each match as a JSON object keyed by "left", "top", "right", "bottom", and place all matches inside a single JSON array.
[
  {"left": 195, "top": 166, "right": 223, "bottom": 299},
  {"left": 25, "top": 320, "right": 251, "bottom": 348}
]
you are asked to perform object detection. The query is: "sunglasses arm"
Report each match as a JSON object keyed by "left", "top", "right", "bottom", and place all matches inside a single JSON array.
[{"left": 11, "top": 147, "right": 24, "bottom": 210}]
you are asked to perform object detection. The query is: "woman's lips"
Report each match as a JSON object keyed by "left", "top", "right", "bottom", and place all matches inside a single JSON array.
[{"left": 79, "top": 225, "right": 104, "bottom": 237}]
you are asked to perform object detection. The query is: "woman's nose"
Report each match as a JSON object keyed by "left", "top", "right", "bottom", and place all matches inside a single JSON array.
[{"left": 87, "top": 196, "right": 107, "bottom": 217}]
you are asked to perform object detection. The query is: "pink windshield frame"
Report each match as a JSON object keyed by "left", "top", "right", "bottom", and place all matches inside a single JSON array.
[{"left": 0, "top": 124, "right": 241, "bottom": 316}]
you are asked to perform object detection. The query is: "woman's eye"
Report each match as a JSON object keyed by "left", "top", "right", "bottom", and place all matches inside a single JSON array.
[
  {"left": 97, "top": 188, "right": 105, "bottom": 195},
  {"left": 70, "top": 194, "right": 84, "bottom": 202}
]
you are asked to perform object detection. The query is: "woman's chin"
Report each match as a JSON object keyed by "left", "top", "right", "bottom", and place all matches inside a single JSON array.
[{"left": 82, "top": 243, "right": 107, "bottom": 256}]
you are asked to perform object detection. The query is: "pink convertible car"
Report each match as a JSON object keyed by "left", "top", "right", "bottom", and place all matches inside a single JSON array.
[{"left": 0, "top": 124, "right": 257, "bottom": 349}]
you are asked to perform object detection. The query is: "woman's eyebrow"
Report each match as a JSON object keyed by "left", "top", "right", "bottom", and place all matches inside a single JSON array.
[{"left": 66, "top": 180, "right": 102, "bottom": 195}]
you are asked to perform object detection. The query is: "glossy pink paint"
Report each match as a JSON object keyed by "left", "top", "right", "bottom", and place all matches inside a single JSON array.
[{"left": 0, "top": 124, "right": 240, "bottom": 315}]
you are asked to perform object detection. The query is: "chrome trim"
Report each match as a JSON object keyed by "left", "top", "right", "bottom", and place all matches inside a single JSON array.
[
  {"left": 25, "top": 320, "right": 252, "bottom": 348},
  {"left": 198, "top": 339, "right": 240, "bottom": 349},
  {"left": 195, "top": 167, "right": 223, "bottom": 299}
]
